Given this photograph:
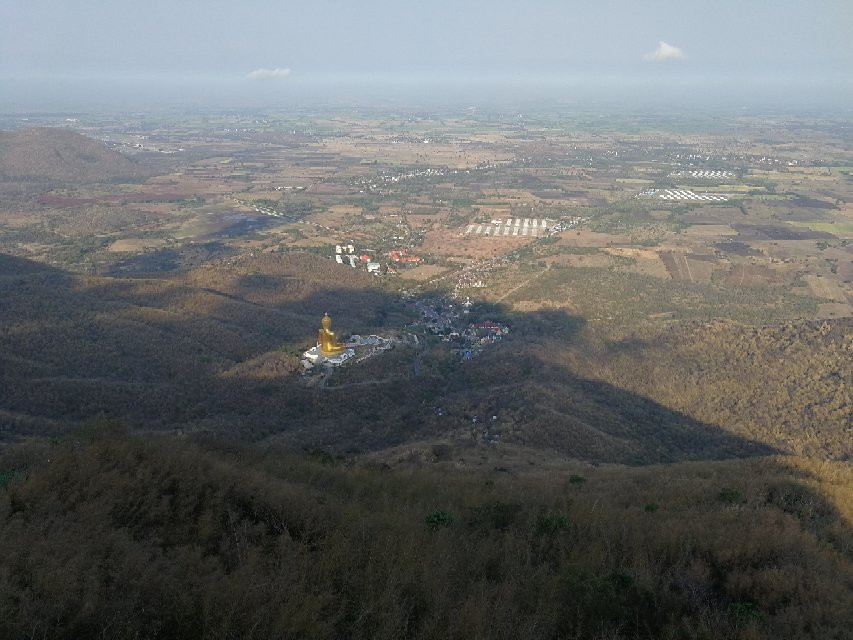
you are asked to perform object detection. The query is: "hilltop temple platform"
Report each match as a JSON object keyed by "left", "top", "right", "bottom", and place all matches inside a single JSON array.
[{"left": 302, "top": 345, "right": 354, "bottom": 366}]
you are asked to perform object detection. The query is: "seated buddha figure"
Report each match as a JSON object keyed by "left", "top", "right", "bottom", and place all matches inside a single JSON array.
[{"left": 318, "top": 312, "right": 346, "bottom": 356}]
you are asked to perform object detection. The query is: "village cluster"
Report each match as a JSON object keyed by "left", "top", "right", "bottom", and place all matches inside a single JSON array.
[
  {"left": 549, "top": 216, "right": 589, "bottom": 232},
  {"left": 350, "top": 167, "right": 462, "bottom": 194},
  {"left": 235, "top": 198, "right": 301, "bottom": 222},
  {"left": 332, "top": 244, "right": 422, "bottom": 275},
  {"left": 349, "top": 162, "right": 500, "bottom": 194},
  {"left": 668, "top": 152, "right": 798, "bottom": 167},
  {"left": 415, "top": 297, "right": 510, "bottom": 360}
]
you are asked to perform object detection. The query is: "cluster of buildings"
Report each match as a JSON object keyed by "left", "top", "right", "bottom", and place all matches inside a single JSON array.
[
  {"left": 414, "top": 298, "right": 509, "bottom": 360},
  {"left": 389, "top": 249, "right": 421, "bottom": 263},
  {"left": 668, "top": 152, "right": 798, "bottom": 167},
  {"left": 451, "top": 260, "right": 508, "bottom": 298},
  {"left": 345, "top": 334, "right": 395, "bottom": 363},
  {"left": 550, "top": 216, "right": 589, "bottom": 232},
  {"left": 329, "top": 244, "right": 426, "bottom": 276},
  {"left": 454, "top": 272, "right": 486, "bottom": 292},
  {"left": 457, "top": 320, "right": 510, "bottom": 360},
  {"left": 347, "top": 160, "right": 504, "bottom": 195},
  {"left": 334, "top": 244, "right": 382, "bottom": 273},
  {"left": 350, "top": 166, "right": 464, "bottom": 194},
  {"left": 415, "top": 298, "right": 459, "bottom": 335}
]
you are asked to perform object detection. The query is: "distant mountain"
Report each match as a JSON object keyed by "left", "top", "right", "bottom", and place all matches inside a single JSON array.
[{"left": 0, "top": 127, "right": 141, "bottom": 183}]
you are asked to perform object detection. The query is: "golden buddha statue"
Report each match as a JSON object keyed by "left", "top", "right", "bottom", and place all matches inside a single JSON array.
[{"left": 318, "top": 312, "right": 346, "bottom": 357}]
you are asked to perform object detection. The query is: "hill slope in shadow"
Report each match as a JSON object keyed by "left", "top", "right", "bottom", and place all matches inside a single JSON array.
[{"left": 4, "top": 252, "right": 841, "bottom": 465}]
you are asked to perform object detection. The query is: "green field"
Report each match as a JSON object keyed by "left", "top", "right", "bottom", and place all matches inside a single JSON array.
[{"left": 786, "top": 220, "right": 853, "bottom": 236}]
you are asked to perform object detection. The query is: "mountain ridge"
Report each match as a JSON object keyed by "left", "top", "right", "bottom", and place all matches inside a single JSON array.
[{"left": 0, "top": 127, "right": 141, "bottom": 183}]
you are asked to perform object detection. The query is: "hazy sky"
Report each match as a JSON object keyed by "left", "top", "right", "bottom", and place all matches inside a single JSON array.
[{"left": 2, "top": 0, "right": 852, "bottom": 109}]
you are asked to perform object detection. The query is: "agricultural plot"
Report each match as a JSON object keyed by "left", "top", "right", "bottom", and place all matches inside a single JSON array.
[
  {"left": 722, "top": 264, "right": 785, "bottom": 287},
  {"left": 494, "top": 264, "right": 821, "bottom": 326},
  {"left": 420, "top": 229, "right": 529, "bottom": 259},
  {"left": 397, "top": 264, "right": 450, "bottom": 281},
  {"left": 803, "top": 275, "right": 850, "bottom": 303},
  {"left": 660, "top": 252, "right": 703, "bottom": 283}
]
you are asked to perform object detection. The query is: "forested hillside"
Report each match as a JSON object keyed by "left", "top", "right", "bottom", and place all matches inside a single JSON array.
[{"left": 1, "top": 253, "right": 849, "bottom": 466}]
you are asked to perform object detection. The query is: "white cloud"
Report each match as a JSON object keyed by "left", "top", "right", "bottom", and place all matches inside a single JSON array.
[
  {"left": 247, "top": 67, "right": 292, "bottom": 80},
  {"left": 644, "top": 41, "right": 686, "bottom": 62}
]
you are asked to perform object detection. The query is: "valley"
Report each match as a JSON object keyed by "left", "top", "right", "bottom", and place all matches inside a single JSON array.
[
  {"left": 0, "top": 110, "right": 849, "bottom": 464},
  {"left": 0, "top": 107, "right": 850, "bottom": 639}
]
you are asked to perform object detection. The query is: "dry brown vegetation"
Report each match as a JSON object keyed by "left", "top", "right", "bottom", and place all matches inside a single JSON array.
[
  {"left": 0, "top": 424, "right": 849, "bottom": 640},
  {"left": 545, "top": 319, "right": 852, "bottom": 460}
]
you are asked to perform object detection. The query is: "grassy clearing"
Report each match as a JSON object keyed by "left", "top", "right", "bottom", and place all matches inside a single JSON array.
[
  {"left": 503, "top": 265, "right": 819, "bottom": 326},
  {"left": 786, "top": 220, "right": 853, "bottom": 236}
]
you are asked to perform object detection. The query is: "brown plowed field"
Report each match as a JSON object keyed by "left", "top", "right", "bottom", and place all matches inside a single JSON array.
[
  {"left": 723, "top": 264, "right": 783, "bottom": 287},
  {"left": 420, "top": 229, "right": 531, "bottom": 259},
  {"left": 39, "top": 192, "right": 194, "bottom": 207},
  {"left": 659, "top": 251, "right": 693, "bottom": 282}
]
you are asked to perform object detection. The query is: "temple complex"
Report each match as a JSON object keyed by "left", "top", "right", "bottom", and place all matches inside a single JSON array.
[{"left": 303, "top": 312, "right": 354, "bottom": 365}]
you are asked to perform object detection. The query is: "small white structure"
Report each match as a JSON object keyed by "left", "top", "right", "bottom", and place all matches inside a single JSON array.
[{"left": 367, "top": 262, "right": 381, "bottom": 273}]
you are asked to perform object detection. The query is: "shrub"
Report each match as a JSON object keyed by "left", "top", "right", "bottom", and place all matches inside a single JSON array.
[
  {"left": 718, "top": 488, "right": 743, "bottom": 504},
  {"left": 534, "top": 512, "right": 571, "bottom": 535},
  {"left": 728, "top": 600, "right": 763, "bottom": 628},
  {"left": 424, "top": 510, "right": 454, "bottom": 530}
]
